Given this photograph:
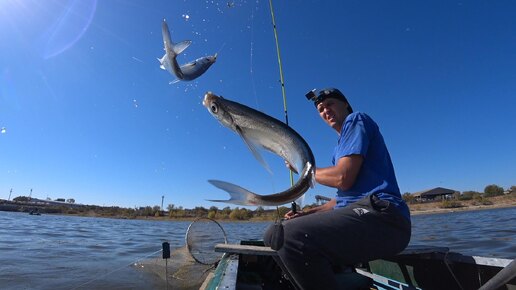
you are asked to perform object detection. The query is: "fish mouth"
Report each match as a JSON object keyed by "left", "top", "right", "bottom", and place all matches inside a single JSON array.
[{"left": 203, "top": 91, "right": 218, "bottom": 108}]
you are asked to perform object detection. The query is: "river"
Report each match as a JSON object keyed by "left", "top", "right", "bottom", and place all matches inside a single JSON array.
[{"left": 0, "top": 207, "right": 514, "bottom": 289}]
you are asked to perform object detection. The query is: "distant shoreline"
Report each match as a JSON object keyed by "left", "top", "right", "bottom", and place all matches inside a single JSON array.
[
  {"left": 409, "top": 202, "right": 516, "bottom": 216},
  {"left": 407, "top": 193, "right": 516, "bottom": 216},
  {"left": 2, "top": 194, "right": 514, "bottom": 221},
  {"left": 119, "top": 203, "right": 516, "bottom": 222},
  {"left": 100, "top": 202, "right": 516, "bottom": 222}
]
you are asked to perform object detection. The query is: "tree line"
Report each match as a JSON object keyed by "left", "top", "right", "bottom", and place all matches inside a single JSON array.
[
  {"left": 4, "top": 184, "right": 513, "bottom": 220},
  {"left": 1, "top": 197, "right": 296, "bottom": 221}
]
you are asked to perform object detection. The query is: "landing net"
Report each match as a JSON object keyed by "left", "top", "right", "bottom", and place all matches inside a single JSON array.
[{"left": 185, "top": 217, "right": 228, "bottom": 265}]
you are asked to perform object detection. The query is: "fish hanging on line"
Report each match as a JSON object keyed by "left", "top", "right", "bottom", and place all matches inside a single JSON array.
[
  {"left": 158, "top": 19, "right": 217, "bottom": 84},
  {"left": 202, "top": 92, "right": 316, "bottom": 206}
]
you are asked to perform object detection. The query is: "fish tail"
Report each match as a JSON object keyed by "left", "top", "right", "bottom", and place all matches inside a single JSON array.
[
  {"left": 172, "top": 40, "right": 192, "bottom": 55},
  {"left": 161, "top": 20, "right": 191, "bottom": 56},
  {"left": 207, "top": 180, "right": 256, "bottom": 205},
  {"left": 161, "top": 19, "right": 173, "bottom": 52}
]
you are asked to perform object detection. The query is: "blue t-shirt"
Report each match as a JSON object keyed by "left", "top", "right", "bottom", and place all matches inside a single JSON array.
[{"left": 332, "top": 112, "right": 410, "bottom": 221}]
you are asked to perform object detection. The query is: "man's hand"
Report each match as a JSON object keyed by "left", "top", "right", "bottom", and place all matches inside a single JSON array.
[
  {"left": 284, "top": 209, "right": 308, "bottom": 220},
  {"left": 284, "top": 199, "right": 337, "bottom": 220}
]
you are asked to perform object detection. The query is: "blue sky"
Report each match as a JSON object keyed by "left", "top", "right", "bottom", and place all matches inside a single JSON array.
[{"left": 1, "top": 0, "right": 515, "bottom": 209}]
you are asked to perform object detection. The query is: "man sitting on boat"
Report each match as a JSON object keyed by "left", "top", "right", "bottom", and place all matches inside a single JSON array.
[{"left": 264, "top": 87, "right": 411, "bottom": 289}]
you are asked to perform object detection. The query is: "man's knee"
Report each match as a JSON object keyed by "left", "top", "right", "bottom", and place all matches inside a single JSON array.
[{"left": 263, "top": 222, "right": 285, "bottom": 250}]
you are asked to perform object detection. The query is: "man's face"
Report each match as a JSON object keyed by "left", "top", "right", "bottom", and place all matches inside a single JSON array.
[{"left": 316, "top": 98, "right": 349, "bottom": 133}]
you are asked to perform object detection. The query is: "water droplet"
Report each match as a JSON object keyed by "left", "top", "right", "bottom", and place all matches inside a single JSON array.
[{"left": 1, "top": 127, "right": 6, "bottom": 134}]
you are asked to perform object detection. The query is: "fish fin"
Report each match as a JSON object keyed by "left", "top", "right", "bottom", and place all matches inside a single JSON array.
[
  {"left": 183, "top": 60, "right": 197, "bottom": 67},
  {"left": 235, "top": 125, "right": 272, "bottom": 174},
  {"left": 161, "top": 20, "right": 191, "bottom": 55},
  {"left": 169, "top": 79, "right": 180, "bottom": 85},
  {"left": 304, "top": 162, "right": 316, "bottom": 188},
  {"left": 291, "top": 162, "right": 314, "bottom": 207},
  {"left": 208, "top": 180, "right": 256, "bottom": 206},
  {"left": 157, "top": 56, "right": 166, "bottom": 70},
  {"left": 172, "top": 40, "right": 192, "bottom": 55}
]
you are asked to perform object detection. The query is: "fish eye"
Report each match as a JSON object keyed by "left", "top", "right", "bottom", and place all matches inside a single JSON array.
[{"left": 210, "top": 103, "right": 218, "bottom": 114}]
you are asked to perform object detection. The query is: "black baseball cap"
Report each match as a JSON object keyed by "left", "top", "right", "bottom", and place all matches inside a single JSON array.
[{"left": 305, "top": 88, "right": 353, "bottom": 112}]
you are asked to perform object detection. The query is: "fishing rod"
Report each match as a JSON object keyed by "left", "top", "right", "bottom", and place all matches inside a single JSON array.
[{"left": 268, "top": 0, "right": 297, "bottom": 214}]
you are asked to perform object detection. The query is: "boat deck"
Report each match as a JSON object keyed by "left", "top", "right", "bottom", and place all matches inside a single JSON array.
[{"left": 204, "top": 241, "right": 515, "bottom": 290}]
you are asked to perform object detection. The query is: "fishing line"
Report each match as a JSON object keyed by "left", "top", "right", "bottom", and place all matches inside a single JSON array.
[
  {"left": 249, "top": 0, "right": 260, "bottom": 108},
  {"left": 250, "top": 1, "right": 279, "bottom": 195},
  {"left": 268, "top": 0, "right": 297, "bottom": 215},
  {"left": 268, "top": 0, "right": 293, "bottom": 185},
  {"left": 215, "top": 42, "right": 226, "bottom": 57},
  {"left": 70, "top": 249, "right": 163, "bottom": 290}
]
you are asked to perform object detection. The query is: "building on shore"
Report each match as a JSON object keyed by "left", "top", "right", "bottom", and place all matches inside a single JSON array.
[{"left": 412, "top": 187, "right": 458, "bottom": 202}]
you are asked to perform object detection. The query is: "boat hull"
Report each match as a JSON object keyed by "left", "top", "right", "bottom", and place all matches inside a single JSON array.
[{"left": 203, "top": 241, "right": 515, "bottom": 290}]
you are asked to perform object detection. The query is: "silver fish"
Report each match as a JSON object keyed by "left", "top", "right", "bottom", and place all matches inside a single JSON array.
[
  {"left": 202, "top": 92, "right": 316, "bottom": 206},
  {"left": 159, "top": 19, "right": 216, "bottom": 84},
  {"left": 169, "top": 54, "right": 217, "bottom": 84},
  {"left": 158, "top": 19, "right": 192, "bottom": 79}
]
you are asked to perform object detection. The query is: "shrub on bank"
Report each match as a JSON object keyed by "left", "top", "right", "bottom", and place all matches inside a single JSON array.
[
  {"left": 440, "top": 200, "right": 464, "bottom": 209},
  {"left": 472, "top": 196, "right": 494, "bottom": 206}
]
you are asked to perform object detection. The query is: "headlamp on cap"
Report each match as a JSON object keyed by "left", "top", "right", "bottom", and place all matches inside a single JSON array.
[{"left": 305, "top": 89, "right": 318, "bottom": 102}]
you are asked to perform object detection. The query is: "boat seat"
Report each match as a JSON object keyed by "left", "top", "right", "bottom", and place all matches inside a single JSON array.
[
  {"left": 398, "top": 245, "right": 450, "bottom": 256},
  {"left": 214, "top": 243, "right": 278, "bottom": 256}
]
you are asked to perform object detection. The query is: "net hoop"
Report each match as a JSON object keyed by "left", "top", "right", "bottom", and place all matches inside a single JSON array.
[{"left": 185, "top": 217, "right": 228, "bottom": 265}]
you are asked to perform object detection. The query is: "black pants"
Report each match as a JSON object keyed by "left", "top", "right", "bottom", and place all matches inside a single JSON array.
[{"left": 264, "top": 194, "right": 411, "bottom": 290}]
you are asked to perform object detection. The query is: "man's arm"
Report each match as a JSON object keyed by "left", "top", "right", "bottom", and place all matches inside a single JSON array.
[
  {"left": 315, "top": 154, "right": 363, "bottom": 191},
  {"left": 284, "top": 154, "right": 363, "bottom": 220}
]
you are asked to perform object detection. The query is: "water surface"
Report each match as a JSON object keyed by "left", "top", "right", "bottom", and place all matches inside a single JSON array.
[{"left": 0, "top": 207, "right": 514, "bottom": 289}]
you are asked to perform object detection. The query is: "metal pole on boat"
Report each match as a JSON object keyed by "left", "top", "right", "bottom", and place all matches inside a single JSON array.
[
  {"left": 8, "top": 188, "right": 12, "bottom": 201},
  {"left": 478, "top": 259, "right": 516, "bottom": 290}
]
